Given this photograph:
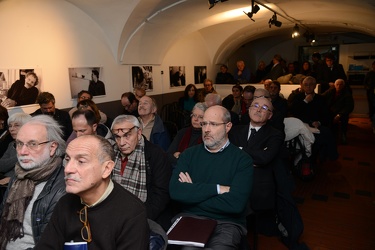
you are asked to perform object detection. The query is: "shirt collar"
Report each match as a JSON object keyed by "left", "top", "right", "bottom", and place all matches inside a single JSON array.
[
  {"left": 204, "top": 139, "right": 230, "bottom": 153},
  {"left": 81, "top": 180, "right": 114, "bottom": 207}
]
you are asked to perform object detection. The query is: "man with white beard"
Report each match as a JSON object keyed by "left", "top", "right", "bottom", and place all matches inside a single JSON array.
[{"left": 0, "top": 115, "right": 66, "bottom": 249}]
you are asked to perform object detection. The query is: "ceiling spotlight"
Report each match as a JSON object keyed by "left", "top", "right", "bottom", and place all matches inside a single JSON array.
[
  {"left": 243, "top": 11, "right": 255, "bottom": 22},
  {"left": 303, "top": 31, "right": 315, "bottom": 43},
  {"left": 208, "top": 0, "right": 228, "bottom": 10},
  {"left": 268, "top": 13, "right": 282, "bottom": 28},
  {"left": 252, "top": 4, "right": 260, "bottom": 14},
  {"left": 292, "top": 24, "right": 300, "bottom": 38}
]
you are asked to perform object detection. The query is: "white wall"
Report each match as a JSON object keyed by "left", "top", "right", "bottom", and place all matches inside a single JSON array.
[{"left": 0, "top": 0, "right": 131, "bottom": 115}]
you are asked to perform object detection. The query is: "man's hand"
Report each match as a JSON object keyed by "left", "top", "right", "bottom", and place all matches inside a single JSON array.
[
  {"left": 178, "top": 172, "right": 192, "bottom": 183},
  {"left": 219, "top": 185, "right": 230, "bottom": 194},
  {"left": 311, "top": 121, "right": 320, "bottom": 128},
  {"left": 304, "top": 94, "right": 314, "bottom": 103},
  {"left": 173, "top": 152, "right": 181, "bottom": 159}
]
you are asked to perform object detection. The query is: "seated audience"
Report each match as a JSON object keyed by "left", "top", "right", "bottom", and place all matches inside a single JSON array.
[
  {"left": 265, "top": 54, "right": 285, "bottom": 80},
  {"left": 311, "top": 52, "right": 325, "bottom": 82},
  {"left": 321, "top": 53, "right": 347, "bottom": 93},
  {"left": 0, "top": 113, "right": 32, "bottom": 179},
  {"left": 178, "top": 83, "right": 198, "bottom": 112},
  {"left": 229, "top": 96, "right": 285, "bottom": 211},
  {"left": 134, "top": 86, "right": 146, "bottom": 100},
  {"left": 67, "top": 109, "right": 114, "bottom": 146},
  {"left": 0, "top": 106, "right": 12, "bottom": 158},
  {"left": 300, "top": 60, "right": 313, "bottom": 76},
  {"left": 215, "top": 64, "right": 234, "bottom": 84},
  {"left": 234, "top": 60, "right": 251, "bottom": 84},
  {"left": 289, "top": 76, "right": 338, "bottom": 163},
  {"left": 36, "top": 135, "right": 149, "bottom": 249},
  {"left": 322, "top": 79, "right": 354, "bottom": 144},
  {"left": 69, "top": 90, "right": 107, "bottom": 123},
  {"left": 255, "top": 60, "right": 267, "bottom": 83},
  {"left": 222, "top": 84, "right": 244, "bottom": 116},
  {"left": 205, "top": 93, "right": 240, "bottom": 126},
  {"left": 31, "top": 92, "right": 72, "bottom": 141},
  {"left": 169, "top": 105, "right": 253, "bottom": 249},
  {"left": 269, "top": 80, "right": 288, "bottom": 118},
  {"left": 242, "top": 88, "right": 284, "bottom": 133},
  {"left": 121, "top": 92, "right": 139, "bottom": 116},
  {"left": 197, "top": 78, "right": 217, "bottom": 102},
  {"left": 111, "top": 115, "right": 171, "bottom": 229},
  {"left": 167, "top": 102, "right": 207, "bottom": 166},
  {"left": 138, "top": 96, "right": 170, "bottom": 151},
  {"left": 0, "top": 115, "right": 66, "bottom": 249}
]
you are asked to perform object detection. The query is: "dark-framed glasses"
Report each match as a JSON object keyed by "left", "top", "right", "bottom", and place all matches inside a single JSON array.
[
  {"left": 78, "top": 206, "right": 92, "bottom": 243},
  {"left": 112, "top": 126, "right": 138, "bottom": 141},
  {"left": 200, "top": 121, "right": 227, "bottom": 127},
  {"left": 250, "top": 103, "right": 272, "bottom": 113},
  {"left": 14, "top": 140, "right": 51, "bottom": 150}
]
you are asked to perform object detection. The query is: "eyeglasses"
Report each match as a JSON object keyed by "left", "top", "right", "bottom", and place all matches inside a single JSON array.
[
  {"left": 112, "top": 126, "right": 138, "bottom": 141},
  {"left": 14, "top": 140, "right": 51, "bottom": 150},
  {"left": 190, "top": 113, "right": 204, "bottom": 120},
  {"left": 78, "top": 206, "right": 92, "bottom": 243},
  {"left": 250, "top": 103, "right": 272, "bottom": 112},
  {"left": 200, "top": 121, "right": 227, "bottom": 127}
]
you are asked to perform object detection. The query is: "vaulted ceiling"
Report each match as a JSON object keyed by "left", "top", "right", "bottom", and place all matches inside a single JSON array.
[{"left": 66, "top": 0, "right": 375, "bottom": 64}]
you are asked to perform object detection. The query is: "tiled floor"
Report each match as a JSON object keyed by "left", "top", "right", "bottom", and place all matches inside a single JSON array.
[{"left": 252, "top": 118, "right": 375, "bottom": 250}]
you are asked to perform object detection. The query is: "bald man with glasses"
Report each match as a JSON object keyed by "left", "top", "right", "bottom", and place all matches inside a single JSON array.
[
  {"left": 229, "top": 96, "right": 285, "bottom": 212},
  {"left": 170, "top": 105, "right": 253, "bottom": 249}
]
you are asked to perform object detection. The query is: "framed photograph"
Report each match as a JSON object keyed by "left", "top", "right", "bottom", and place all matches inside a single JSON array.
[
  {"left": 194, "top": 66, "right": 207, "bottom": 84},
  {"left": 169, "top": 66, "right": 186, "bottom": 87},
  {"left": 0, "top": 68, "right": 42, "bottom": 108},
  {"left": 68, "top": 67, "right": 105, "bottom": 99},
  {"left": 132, "top": 66, "right": 153, "bottom": 91}
]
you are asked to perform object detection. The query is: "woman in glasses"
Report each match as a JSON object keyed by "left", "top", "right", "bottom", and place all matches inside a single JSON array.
[
  {"left": 0, "top": 113, "right": 32, "bottom": 180},
  {"left": 167, "top": 102, "right": 207, "bottom": 166}
]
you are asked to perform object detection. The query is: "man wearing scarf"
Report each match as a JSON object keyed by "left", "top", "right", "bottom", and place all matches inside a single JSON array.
[
  {"left": 111, "top": 114, "right": 171, "bottom": 230},
  {"left": 0, "top": 115, "right": 66, "bottom": 250}
]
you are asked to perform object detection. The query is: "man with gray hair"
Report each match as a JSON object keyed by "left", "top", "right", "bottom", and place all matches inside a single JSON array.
[
  {"left": 138, "top": 95, "right": 170, "bottom": 151},
  {"left": 111, "top": 115, "right": 171, "bottom": 229},
  {"left": 0, "top": 115, "right": 66, "bottom": 249}
]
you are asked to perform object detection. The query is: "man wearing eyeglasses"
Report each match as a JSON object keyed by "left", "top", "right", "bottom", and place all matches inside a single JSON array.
[
  {"left": 229, "top": 96, "right": 285, "bottom": 213},
  {"left": 111, "top": 115, "right": 171, "bottom": 230},
  {"left": 0, "top": 115, "right": 66, "bottom": 249},
  {"left": 36, "top": 135, "right": 149, "bottom": 249},
  {"left": 169, "top": 105, "right": 253, "bottom": 249}
]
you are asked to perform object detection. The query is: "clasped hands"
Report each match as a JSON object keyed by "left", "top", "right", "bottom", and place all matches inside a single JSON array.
[{"left": 178, "top": 172, "right": 230, "bottom": 194}]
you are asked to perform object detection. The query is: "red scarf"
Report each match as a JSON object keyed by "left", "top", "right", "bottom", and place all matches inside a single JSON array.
[{"left": 177, "top": 127, "right": 202, "bottom": 153}]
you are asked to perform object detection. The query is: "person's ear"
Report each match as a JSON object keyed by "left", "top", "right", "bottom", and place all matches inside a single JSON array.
[
  {"left": 92, "top": 123, "right": 98, "bottom": 133},
  {"left": 102, "top": 160, "right": 114, "bottom": 179},
  {"left": 49, "top": 141, "right": 58, "bottom": 157},
  {"left": 225, "top": 122, "right": 233, "bottom": 133}
]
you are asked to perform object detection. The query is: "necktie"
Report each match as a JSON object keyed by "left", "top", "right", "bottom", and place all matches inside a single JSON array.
[
  {"left": 248, "top": 128, "right": 257, "bottom": 141},
  {"left": 120, "top": 156, "right": 128, "bottom": 176}
]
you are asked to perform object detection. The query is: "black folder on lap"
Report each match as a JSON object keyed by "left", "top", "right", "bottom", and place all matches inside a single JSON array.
[{"left": 167, "top": 216, "right": 217, "bottom": 247}]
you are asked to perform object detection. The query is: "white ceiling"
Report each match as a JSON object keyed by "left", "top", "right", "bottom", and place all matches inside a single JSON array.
[{"left": 66, "top": 0, "right": 375, "bottom": 64}]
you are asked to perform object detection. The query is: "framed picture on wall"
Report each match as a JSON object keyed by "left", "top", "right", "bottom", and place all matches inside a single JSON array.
[
  {"left": 0, "top": 68, "right": 42, "bottom": 108},
  {"left": 169, "top": 66, "right": 186, "bottom": 87},
  {"left": 132, "top": 66, "right": 153, "bottom": 91},
  {"left": 194, "top": 66, "right": 207, "bottom": 84},
  {"left": 68, "top": 67, "right": 105, "bottom": 99}
]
